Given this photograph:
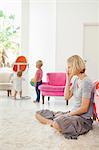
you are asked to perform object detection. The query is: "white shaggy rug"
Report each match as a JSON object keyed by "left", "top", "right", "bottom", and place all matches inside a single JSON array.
[{"left": 0, "top": 97, "right": 99, "bottom": 150}]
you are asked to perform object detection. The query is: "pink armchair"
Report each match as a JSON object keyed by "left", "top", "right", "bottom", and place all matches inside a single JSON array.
[{"left": 39, "top": 72, "right": 67, "bottom": 104}]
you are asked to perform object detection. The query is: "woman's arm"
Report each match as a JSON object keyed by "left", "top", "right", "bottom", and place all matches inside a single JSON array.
[
  {"left": 69, "top": 97, "right": 90, "bottom": 116},
  {"left": 64, "top": 81, "right": 73, "bottom": 100},
  {"left": 64, "top": 72, "right": 73, "bottom": 100}
]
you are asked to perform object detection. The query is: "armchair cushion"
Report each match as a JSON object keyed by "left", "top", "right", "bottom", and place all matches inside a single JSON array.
[
  {"left": 39, "top": 84, "right": 65, "bottom": 92},
  {"left": 47, "top": 73, "right": 66, "bottom": 86}
]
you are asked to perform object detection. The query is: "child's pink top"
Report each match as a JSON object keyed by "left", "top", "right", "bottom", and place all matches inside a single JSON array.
[{"left": 35, "top": 69, "right": 43, "bottom": 82}]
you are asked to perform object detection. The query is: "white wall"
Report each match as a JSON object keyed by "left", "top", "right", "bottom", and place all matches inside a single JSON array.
[
  {"left": 29, "top": 0, "right": 56, "bottom": 81},
  {"left": 20, "top": 0, "right": 30, "bottom": 96},
  {"left": 21, "top": 0, "right": 29, "bottom": 57},
  {"left": 56, "top": 0, "right": 99, "bottom": 71},
  {"left": 23, "top": 0, "right": 99, "bottom": 74},
  {"left": 28, "top": 0, "right": 56, "bottom": 96},
  {"left": 21, "top": 0, "right": 99, "bottom": 96}
]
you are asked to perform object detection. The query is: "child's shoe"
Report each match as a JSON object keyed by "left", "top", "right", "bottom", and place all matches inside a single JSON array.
[{"left": 33, "top": 100, "right": 39, "bottom": 103}]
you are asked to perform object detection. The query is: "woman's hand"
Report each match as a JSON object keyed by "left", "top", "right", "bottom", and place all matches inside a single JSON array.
[
  {"left": 64, "top": 70, "right": 73, "bottom": 100},
  {"left": 66, "top": 70, "right": 73, "bottom": 82}
]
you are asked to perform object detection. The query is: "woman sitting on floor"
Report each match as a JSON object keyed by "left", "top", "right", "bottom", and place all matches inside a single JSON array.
[{"left": 35, "top": 55, "right": 94, "bottom": 139}]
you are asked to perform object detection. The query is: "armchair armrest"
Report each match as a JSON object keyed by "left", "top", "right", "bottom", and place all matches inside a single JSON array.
[{"left": 42, "top": 82, "right": 48, "bottom": 85}]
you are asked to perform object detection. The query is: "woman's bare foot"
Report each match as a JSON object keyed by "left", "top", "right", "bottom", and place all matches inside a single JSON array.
[{"left": 35, "top": 113, "right": 51, "bottom": 124}]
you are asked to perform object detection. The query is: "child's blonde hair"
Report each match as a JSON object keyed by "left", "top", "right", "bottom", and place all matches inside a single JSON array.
[
  {"left": 36, "top": 60, "right": 43, "bottom": 67},
  {"left": 67, "top": 55, "right": 85, "bottom": 75},
  {"left": 17, "top": 70, "right": 22, "bottom": 77}
]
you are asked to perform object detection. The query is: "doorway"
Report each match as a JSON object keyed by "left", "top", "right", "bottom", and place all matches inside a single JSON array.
[{"left": 83, "top": 24, "right": 99, "bottom": 81}]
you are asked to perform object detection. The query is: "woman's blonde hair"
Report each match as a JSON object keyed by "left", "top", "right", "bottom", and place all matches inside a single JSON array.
[
  {"left": 67, "top": 55, "right": 85, "bottom": 75},
  {"left": 36, "top": 60, "right": 43, "bottom": 67}
]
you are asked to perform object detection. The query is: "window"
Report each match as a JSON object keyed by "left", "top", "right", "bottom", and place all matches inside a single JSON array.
[{"left": 0, "top": 0, "right": 21, "bottom": 67}]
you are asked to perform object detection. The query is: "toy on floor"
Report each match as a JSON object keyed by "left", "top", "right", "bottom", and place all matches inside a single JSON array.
[{"left": 30, "top": 78, "right": 35, "bottom": 86}]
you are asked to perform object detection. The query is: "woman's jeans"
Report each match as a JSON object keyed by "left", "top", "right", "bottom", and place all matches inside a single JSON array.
[{"left": 35, "top": 80, "right": 42, "bottom": 102}]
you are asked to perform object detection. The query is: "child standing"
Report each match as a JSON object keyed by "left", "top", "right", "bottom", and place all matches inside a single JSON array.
[
  {"left": 33, "top": 60, "right": 43, "bottom": 103},
  {"left": 12, "top": 70, "right": 23, "bottom": 99}
]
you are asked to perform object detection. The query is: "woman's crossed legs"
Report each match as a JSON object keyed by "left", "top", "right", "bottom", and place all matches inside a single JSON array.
[{"left": 35, "top": 112, "right": 62, "bottom": 132}]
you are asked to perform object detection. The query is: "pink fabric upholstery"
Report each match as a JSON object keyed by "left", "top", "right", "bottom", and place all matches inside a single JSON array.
[
  {"left": 47, "top": 73, "right": 66, "bottom": 86},
  {"left": 94, "top": 82, "right": 99, "bottom": 120},
  {"left": 39, "top": 72, "right": 66, "bottom": 104},
  {"left": 39, "top": 85, "right": 65, "bottom": 92}
]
